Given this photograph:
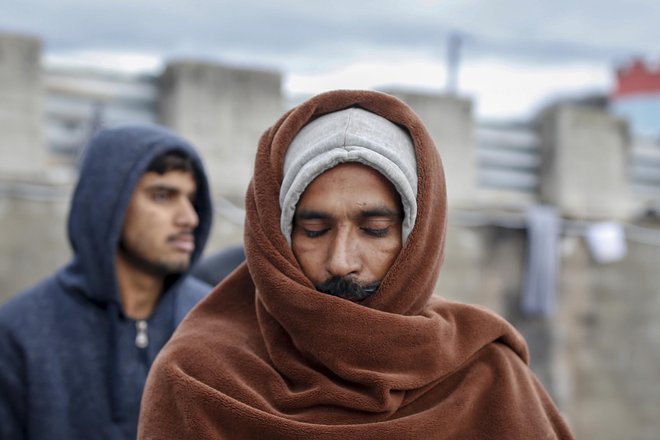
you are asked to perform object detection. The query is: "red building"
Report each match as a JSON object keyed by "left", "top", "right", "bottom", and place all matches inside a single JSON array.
[
  {"left": 611, "top": 58, "right": 660, "bottom": 138},
  {"left": 614, "top": 59, "right": 660, "bottom": 98}
]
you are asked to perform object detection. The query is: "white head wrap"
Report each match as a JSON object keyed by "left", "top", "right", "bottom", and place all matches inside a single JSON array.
[{"left": 279, "top": 107, "right": 418, "bottom": 244}]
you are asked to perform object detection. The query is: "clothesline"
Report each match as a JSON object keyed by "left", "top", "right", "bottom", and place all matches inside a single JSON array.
[{"left": 448, "top": 208, "right": 660, "bottom": 246}]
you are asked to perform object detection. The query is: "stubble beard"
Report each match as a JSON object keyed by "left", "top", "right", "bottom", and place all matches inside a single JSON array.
[{"left": 118, "top": 240, "right": 191, "bottom": 277}]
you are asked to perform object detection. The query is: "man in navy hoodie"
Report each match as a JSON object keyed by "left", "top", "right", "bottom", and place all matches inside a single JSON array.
[{"left": 0, "top": 124, "right": 214, "bottom": 439}]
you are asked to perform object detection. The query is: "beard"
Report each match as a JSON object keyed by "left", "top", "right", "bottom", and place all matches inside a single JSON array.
[
  {"left": 315, "top": 276, "right": 380, "bottom": 302},
  {"left": 118, "top": 239, "right": 190, "bottom": 277}
]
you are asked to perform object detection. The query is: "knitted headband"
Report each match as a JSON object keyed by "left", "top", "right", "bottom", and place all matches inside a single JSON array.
[{"left": 279, "top": 107, "right": 418, "bottom": 244}]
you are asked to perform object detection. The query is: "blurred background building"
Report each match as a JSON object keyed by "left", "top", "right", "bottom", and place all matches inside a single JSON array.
[
  {"left": 1, "top": 30, "right": 660, "bottom": 439},
  {"left": 611, "top": 59, "right": 660, "bottom": 138}
]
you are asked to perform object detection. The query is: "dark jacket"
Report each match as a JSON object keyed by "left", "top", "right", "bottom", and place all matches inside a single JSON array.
[{"left": 0, "top": 125, "right": 213, "bottom": 440}]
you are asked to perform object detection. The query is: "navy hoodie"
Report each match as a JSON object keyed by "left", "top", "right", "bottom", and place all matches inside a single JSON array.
[{"left": 0, "top": 125, "right": 213, "bottom": 440}]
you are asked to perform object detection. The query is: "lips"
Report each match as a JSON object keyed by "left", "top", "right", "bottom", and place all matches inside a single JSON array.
[{"left": 168, "top": 233, "right": 195, "bottom": 253}]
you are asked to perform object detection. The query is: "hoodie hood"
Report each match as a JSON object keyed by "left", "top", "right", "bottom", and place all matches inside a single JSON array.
[{"left": 58, "top": 124, "right": 213, "bottom": 307}]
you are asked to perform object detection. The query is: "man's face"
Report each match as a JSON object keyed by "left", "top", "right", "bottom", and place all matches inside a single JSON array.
[
  {"left": 291, "top": 163, "right": 403, "bottom": 301},
  {"left": 118, "top": 170, "right": 199, "bottom": 276}
]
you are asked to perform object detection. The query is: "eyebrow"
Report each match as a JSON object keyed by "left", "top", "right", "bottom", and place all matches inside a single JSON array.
[
  {"left": 146, "top": 184, "right": 179, "bottom": 192},
  {"left": 295, "top": 210, "right": 331, "bottom": 221},
  {"left": 360, "top": 207, "right": 402, "bottom": 219},
  {"left": 145, "top": 184, "right": 197, "bottom": 198}
]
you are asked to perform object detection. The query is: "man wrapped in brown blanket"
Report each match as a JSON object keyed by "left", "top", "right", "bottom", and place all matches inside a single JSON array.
[{"left": 138, "top": 90, "right": 574, "bottom": 439}]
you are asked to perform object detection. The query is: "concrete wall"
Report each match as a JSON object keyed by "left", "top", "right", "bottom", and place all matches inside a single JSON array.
[
  {"left": 0, "top": 177, "right": 72, "bottom": 302},
  {"left": 0, "top": 32, "right": 46, "bottom": 174},
  {"left": 158, "top": 61, "right": 282, "bottom": 199},
  {"left": 558, "top": 236, "right": 660, "bottom": 439},
  {"left": 537, "top": 104, "right": 634, "bottom": 219},
  {"left": 158, "top": 61, "right": 283, "bottom": 252},
  {"left": 0, "top": 32, "right": 64, "bottom": 301},
  {"left": 385, "top": 89, "right": 476, "bottom": 208},
  {"left": 437, "top": 219, "right": 660, "bottom": 440}
]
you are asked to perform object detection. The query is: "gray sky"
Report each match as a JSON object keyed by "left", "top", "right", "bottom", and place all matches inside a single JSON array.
[{"left": 2, "top": 0, "right": 658, "bottom": 119}]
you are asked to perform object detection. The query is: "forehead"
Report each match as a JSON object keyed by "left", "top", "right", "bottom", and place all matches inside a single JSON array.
[{"left": 296, "top": 163, "right": 401, "bottom": 211}]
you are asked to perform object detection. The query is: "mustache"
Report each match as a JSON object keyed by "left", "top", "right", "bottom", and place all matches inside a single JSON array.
[
  {"left": 315, "top": 276, "right": 380, "bottom": 302},
  {"left": 166, "top": 231, "right": 195, "bottom": 241}
]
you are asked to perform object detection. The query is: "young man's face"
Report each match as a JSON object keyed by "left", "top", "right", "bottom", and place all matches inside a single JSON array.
[
  {"left": 291, "top": 162, "right": 403, "bottom": 301},
  {"left": 118, "top": 170, "right": 199, "bottom": 276}
]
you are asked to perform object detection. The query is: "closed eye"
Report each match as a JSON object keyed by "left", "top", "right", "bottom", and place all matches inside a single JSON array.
[
  {"left": 295, "top": 210, "right": 331, "bottom": 239},
  {"left": 303, "top": 228, "right": 330, "bottom": 238},
  {"left": 362, "top": 227, "right": 390, "bottom": 237}
]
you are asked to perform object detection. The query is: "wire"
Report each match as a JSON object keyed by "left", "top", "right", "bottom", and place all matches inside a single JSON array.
[{"left": 449, "top": 208, "right": 660, "bottom": 246}]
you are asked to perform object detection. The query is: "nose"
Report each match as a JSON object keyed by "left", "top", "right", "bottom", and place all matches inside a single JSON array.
[
  {"left": 175, "top": 198, "right": 199, "bottom": 229},
  {"left": 326, "top": 228, "right": 361, "bottom": 278}
]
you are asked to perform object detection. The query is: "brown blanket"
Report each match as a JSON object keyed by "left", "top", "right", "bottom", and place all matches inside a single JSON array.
[{"left": 138, "top": 90, "right": 574, "bottom": 439}]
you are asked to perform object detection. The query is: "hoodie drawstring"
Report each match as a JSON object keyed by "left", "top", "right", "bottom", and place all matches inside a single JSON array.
[{"left": 106, "top": 302, "right": 126, "bottom": 423}]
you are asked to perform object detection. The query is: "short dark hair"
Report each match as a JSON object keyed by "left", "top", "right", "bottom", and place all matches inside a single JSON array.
[{"left": 146, "top": 151, "right": 194, "bottom": 175}]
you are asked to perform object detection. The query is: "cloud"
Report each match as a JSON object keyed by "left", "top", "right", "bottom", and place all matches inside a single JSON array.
[
  {"left": 3, "top": 0, "right": 655, "bottom": 60},
  {"left": 1, "top": 0, "right": 655, "bottom": 119},
  {"left": 461, "top": 58, "right": 612, "bottom": 119}
]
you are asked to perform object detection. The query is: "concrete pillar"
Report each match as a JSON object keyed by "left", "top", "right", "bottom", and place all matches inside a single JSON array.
[
  {"left": 0, "top": 178, "right": 72, "bottom": 302},
  {"left": 383, "top": 89, "right": 476, "bottom": 208},
  {"left": 158, "top": 61, "right": 283, "bottom": 200},
  {"left": 537, "top": 104, "right": 633, "bottom": 220},
  {"left": 0, "top": 32, "right": 46, "bottom": 174}
]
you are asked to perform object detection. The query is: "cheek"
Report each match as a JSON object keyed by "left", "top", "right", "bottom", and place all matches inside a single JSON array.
[
  {"left": 366, "top": 239, "right": 401, "bottom": 275},
  {"left": 124, "top": 209, "right": 163, "bottom": 241},
  {"left": 292, "top": 241, "right": 326, "bottom": 281}
]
